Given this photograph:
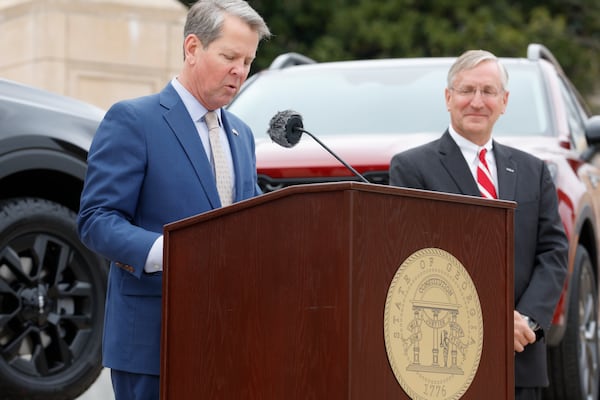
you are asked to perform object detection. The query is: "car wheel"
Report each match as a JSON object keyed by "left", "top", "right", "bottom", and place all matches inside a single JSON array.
[
  {"left": 0, "top": 198, "right": 107, "bottom": 399},
  {"left": 546, "top": 245, "right": 599, "bottom": 400}
]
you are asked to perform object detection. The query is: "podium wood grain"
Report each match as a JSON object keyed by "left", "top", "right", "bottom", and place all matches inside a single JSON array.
[{"left": 161, "top": 182, "right": 515, "bottom": 399}]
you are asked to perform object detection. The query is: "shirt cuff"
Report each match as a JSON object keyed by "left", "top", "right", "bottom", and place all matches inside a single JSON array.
[{"left": 144, "top": 235, "right": 163, "bottom": 273}]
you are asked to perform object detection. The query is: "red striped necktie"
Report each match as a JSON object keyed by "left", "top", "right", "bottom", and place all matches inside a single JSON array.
[{"left": 477, "top": 148, "right": 497, "bottom": 199}]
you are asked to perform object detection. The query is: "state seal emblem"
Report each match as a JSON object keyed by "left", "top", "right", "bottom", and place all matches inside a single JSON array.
[{"left": 384, "top": 248, "right": 483, "bottom": 400}]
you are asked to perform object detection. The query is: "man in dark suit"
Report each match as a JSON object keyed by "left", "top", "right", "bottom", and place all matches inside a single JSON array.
[
  {"left": 389, "top": 49, "right": 568, "bottom": 399},
  {"left": 77, "top": 1, "right": 270, "bottom": 399}
]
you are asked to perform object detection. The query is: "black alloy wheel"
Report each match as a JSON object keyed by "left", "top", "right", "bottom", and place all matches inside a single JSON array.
[{"left": 0, "top": 198, "right": 107, "bottom": 400}]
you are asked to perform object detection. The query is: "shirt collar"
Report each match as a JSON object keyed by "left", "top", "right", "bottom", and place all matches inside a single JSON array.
[
  {"left": 448, "top": 124, "right": 494, "bottom": 160},
  {"left": 170, "top": 77, "right": 221, "bottom": 124}
]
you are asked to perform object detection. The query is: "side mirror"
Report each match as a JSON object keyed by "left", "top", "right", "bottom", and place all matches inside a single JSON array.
[{"left": 585, "top": 115, "right": 600, "bottom": 145}]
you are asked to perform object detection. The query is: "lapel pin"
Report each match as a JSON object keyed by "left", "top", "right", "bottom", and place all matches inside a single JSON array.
[
  {"left": 506, "top": 167, "right": 515, "bottom": 173},
  {"left": 232, "top": 129, "right": 239, "bottom": 136}
]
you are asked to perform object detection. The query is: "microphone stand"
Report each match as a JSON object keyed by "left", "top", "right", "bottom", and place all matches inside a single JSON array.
[{"left": 299, "top": 128, "right": 370, "bottom": 184}]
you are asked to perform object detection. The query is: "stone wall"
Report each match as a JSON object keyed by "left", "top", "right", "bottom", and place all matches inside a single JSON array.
[{"left": 0, "top": 0, "right": 187, "bottom": 110}]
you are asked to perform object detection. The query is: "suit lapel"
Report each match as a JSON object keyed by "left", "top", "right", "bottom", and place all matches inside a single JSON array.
[
  {"left": 493, "top": 141, "right": 517, "bottom": 201},
  {"left": 159, "top": 84, "right": 221, "bottom": 208},
  {"left": 438, "top": 131, "right": 481, "bottom": 196}
]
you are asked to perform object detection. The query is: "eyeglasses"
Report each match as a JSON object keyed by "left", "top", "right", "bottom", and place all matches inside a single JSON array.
[{"left": 450, "top": 86, "right": 503, "bottom": 99}]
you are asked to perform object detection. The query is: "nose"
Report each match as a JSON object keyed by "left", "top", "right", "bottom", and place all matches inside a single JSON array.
[
  {"left": 469, "top": 90, "right": 485, "bottom": 107},
  {"left": 231, "top": 60, "right": 249, "bottom": 77}
]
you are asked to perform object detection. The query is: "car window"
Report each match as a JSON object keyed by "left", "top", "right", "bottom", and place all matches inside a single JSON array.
[
  {"left": 557, "top": 75, "right": 588, "bottom": 151},
  {"left": 231, "top": 66, "right": 447, "bottom": 137},
  {"left": 497, "top": 64, "right": 550, "bottom": 137},
  {"left": 229, "top": 62, "right": 552, "bottom": 139}
]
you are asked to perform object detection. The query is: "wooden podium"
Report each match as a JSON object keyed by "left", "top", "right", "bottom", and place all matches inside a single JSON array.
[{"left": 160, "top": 182, "right": 515, "bottom": 399}]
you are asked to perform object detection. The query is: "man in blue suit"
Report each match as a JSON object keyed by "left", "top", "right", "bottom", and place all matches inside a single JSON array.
[
  {"left": 389, "top": 50, "right": 567, "bottom": 399},
  {"left": 77, "top": 1, "right": 270, "bottom": 398}
]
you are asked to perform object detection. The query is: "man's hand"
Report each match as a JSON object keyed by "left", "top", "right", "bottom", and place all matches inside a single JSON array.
[{"left": 514, "top": 310, "right": 536, "bottom": 352}]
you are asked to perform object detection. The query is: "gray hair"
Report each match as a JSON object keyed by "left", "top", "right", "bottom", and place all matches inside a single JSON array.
[
  {"left": 447, "top": 49, "right": 509, "bottom": 90},
  {"left": 184, "top": 0, "right": 271, "bottom": 50}
]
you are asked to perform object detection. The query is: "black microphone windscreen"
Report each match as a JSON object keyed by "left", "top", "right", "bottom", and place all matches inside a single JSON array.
[{"left": 267, "top": 110, "right": 304, "bottom": 148}]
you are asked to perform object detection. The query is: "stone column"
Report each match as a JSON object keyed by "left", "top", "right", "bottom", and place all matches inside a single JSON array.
[{"left": 0, "top": 0, "right": 187, "bottom": 110}]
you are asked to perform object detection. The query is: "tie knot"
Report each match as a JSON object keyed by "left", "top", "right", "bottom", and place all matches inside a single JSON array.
[
  {"left": 479, "top": 148, "right": 487, "bottom": 161},
  {"left": 205, "top": 111, "right": 219, "bottom": 131}
]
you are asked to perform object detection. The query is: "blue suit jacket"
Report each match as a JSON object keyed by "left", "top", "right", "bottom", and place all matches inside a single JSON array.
[
  {"left": 389, "top": 131, "right": 568, "bottom": 387},
  {"left": 77, "top": 83, "right": 261, "bottom": 375}
]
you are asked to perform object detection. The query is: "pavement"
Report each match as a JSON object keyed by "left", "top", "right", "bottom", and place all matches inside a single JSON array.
[{"left": 77, "top": 369, "right": 114, "bottom": 400}]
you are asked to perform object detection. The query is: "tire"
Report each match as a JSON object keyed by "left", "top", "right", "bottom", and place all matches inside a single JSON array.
[
  {"left": 0, "top": 198, "right": 107, "bottom": 400},
  {"left": 545, "top": 245, "right": 600, "bottom": 400}
]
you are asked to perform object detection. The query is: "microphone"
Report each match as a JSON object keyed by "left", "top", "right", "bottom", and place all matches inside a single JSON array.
[
  {"left": 267, "top": 110, "right": 369, "bottom": 184},
  {"left": 267, "top": 110, "right": 304, "bottom": 148}
]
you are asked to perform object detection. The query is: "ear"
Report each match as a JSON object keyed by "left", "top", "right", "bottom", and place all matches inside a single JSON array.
[
  {"left": 183, "top": 34, "right": 202, "bottom": 63},
  {"left": 444, "top": 87, "right": 451, "bottom": 111},
  {"left": 500, "top": 90, "right": 510, "bottom": 114}
]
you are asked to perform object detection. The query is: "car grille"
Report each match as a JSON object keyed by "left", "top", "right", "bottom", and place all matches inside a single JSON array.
[{"left": 257, "top": 171, "right": 389, "bottom": 193}]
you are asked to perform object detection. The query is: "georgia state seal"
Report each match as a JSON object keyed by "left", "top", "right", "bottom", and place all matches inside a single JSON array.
[{"left": 384, "top": 248, "right": 483, "bottom": 400}]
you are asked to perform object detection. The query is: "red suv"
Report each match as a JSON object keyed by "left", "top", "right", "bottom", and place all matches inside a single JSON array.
[{"left": 227, "top": 44, "right": 600, "bottom": 399}]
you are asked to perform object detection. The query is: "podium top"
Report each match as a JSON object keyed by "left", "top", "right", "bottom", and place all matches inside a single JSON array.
[{"left": 164, "top": 182, "right": 516, "bottom": 233}]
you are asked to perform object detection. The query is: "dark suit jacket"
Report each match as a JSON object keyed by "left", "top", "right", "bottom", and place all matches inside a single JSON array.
[
  {"left": 389, "top": 130, "right": 568, "bottom": 387},
  {"left": 77, "top": 83, "right": 262, "bottom": 375}
]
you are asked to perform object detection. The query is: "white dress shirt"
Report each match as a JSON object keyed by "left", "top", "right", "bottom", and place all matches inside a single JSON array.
[{"left": 448, "top": 124, "right": 498, "bottom": 190}]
